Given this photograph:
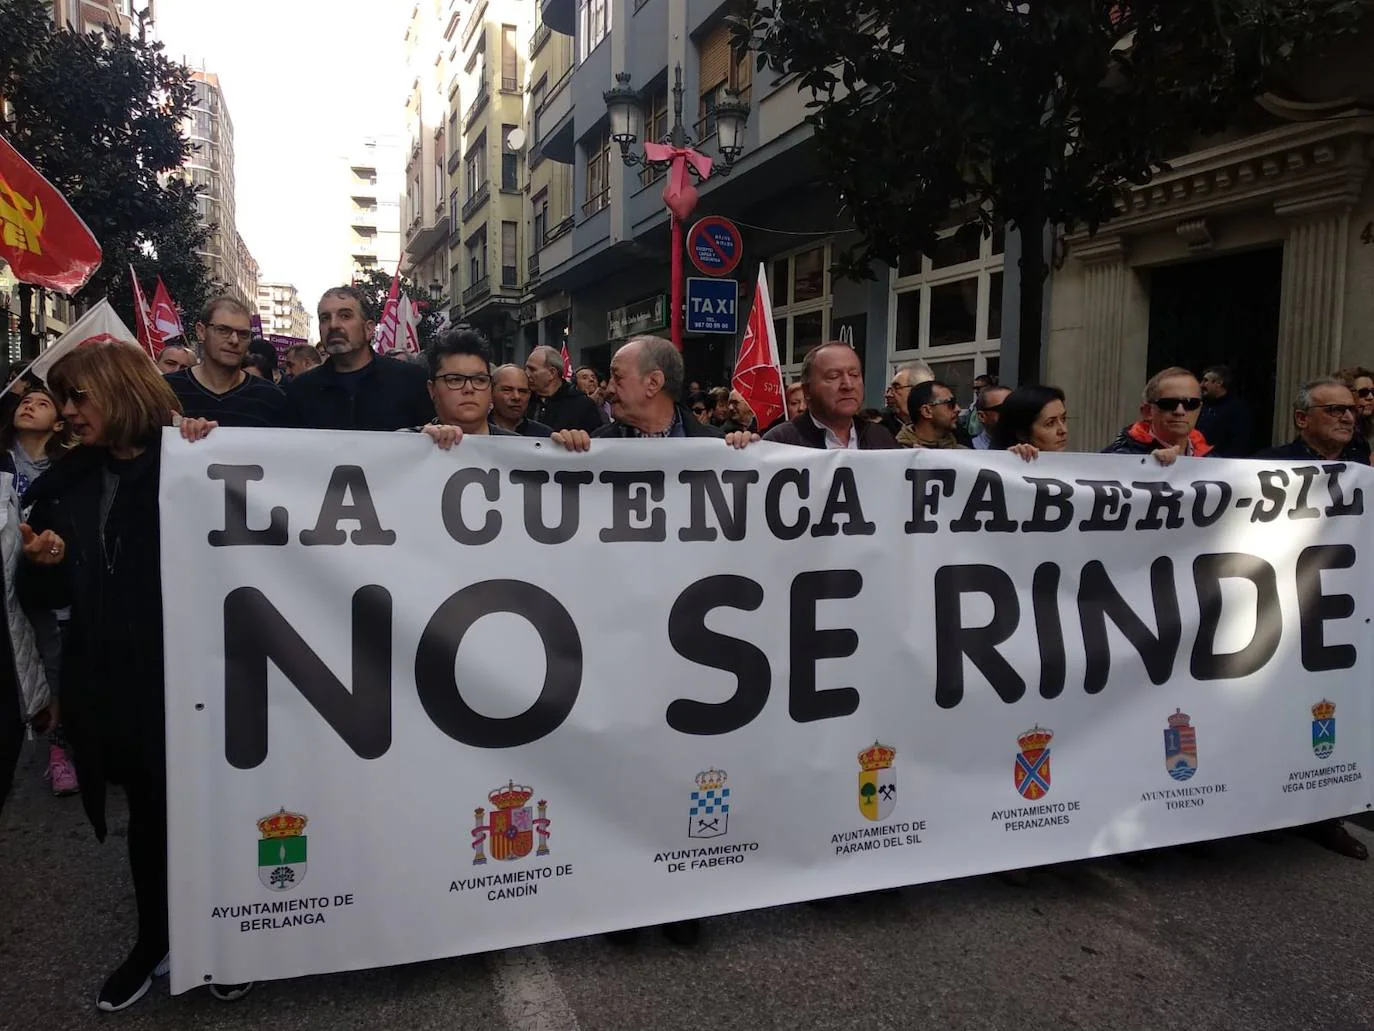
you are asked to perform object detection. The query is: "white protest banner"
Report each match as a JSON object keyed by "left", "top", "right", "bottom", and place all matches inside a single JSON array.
[{"left": 161, "top": 431, "right": 1374, "bottom": 992}]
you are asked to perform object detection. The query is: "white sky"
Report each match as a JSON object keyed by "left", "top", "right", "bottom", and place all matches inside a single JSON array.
[{"left": 155, "top": 0, "right": 413, "bottom": 338}]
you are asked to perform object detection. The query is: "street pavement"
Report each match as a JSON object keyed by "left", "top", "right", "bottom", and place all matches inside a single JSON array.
[{"left": 4, "top": 740, "right": 1374, "bottom": 1031}]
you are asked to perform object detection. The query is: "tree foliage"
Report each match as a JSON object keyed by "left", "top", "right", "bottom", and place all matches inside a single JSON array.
[
  {"left": 352, "top": 268, "right": 448, "bottom": 350},
  {"left": 0, "top": 0, "right": 214, "bottom": 355},
  {"left": 738, "top": 0, "right": 1367, "bottom": 380}
]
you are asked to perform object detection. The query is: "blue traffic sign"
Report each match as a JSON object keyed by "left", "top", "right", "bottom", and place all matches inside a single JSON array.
[
  {"left": 687, "top": 216, "right": 743, "bottom": 276},
  {"left": 686, "top": 278, "right": 738, "bottom": 335}
]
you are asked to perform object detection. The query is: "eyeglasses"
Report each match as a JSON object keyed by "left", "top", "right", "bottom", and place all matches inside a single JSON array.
[
  {"left": 978, "top": 402, "right": 1004, "bottom": 414},
  {"left": 1306, "top": 403, "right": 1357, "bottom": 418},
  {"left": 434, "top": 373, "right": 492, "bottom": 391},
  {"left": 208, "top": 323, "right": 253, "bottom": 342},
  {"left": 1356, "top": 387, "right": 1374, "bottom": 399},
  {"left": 1152, "top": 396, "right": 1203, "bottom": 413},
  {"left": 926, "top": 398, "right": 959, "bottom": 409},
  {"left": 691, "top": 406, "right": 708, "bottom": 415}
]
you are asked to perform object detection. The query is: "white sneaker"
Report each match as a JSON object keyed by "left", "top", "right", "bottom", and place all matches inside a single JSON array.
[{"left": 209, "top": 981, "right": 254, "bottom": 1002}]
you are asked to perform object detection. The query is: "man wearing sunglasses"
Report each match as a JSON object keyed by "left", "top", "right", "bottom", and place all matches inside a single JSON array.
[
  {"left": 165, "top": 296, "right": 289, "bottom": 427},
  {"left": 898, "top": 380, "right": 967, "bottom": 449},
  {"left": 1103, "top": 366, "right": 1213, "bottom": 458},
  {"left": 970, "top": 384, "right": 1011, "bottom": 450},
  {"left": 1254, "top": 377, "right": 1366, "bottom": 465}
]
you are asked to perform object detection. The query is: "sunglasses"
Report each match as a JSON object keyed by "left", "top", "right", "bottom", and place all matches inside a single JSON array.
[
  {"left": 979, "top": 402, "right": 1004, "bottom": 414},
  {"left": 691, "top": 406, "right": 708, "bottom": 415},
  {"left": 1152, "top": 396, "right": 1202, "bottom": 413},
  {"left": 55, "top": 386, "right": 89, "bottom": 406},
  {"left": 1357, "top": 387, "right": 1374, "bottom": 399},
  {"left": 1307, "top": 403, "right": 1357, "bottom": 418},
  {"left": 926, "top": 398, "right": 959, "bottom": 409}
]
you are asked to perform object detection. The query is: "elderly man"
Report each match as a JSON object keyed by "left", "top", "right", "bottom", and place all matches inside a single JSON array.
[
  {"left": 552, "top": 336, "right": 723, "bottom": 446},
  {"left": 884, "top": 360, "right": 934, "bottom": 431},
  {"left": 763, "top": 341, "right": 898, "bottom": 450},
  {"left": 490, "top": 364, "right": 552, "bottom": 437},
  {"left": 1102, "top": 365, "right": 1213, "bottom": 459},
  {"left": 524, "top": 345, "right": 604, "bottom": 433},
  {"left": 281, "top": 343, "right": 322, "bottom": 383}
]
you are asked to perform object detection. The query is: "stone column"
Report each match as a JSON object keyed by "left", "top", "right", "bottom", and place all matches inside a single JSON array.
[
  {"left": 1273, "top": 204, "right": 1350, "bottom": 442},
  {"left": 1072, "top": 236, "right": 1130, "bottom": 451}
]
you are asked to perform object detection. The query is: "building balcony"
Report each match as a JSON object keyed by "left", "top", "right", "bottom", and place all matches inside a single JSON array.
[
  {"left": 463, "top": 275, "right": 491, "bottom": 305},
  {"left": 464, "top": 78, "right": 490, "bottom": 131},
  {"left": 462, "top": 180, "right": 490, "bottom": 221},
  {"left": 529, "top": 23, "right": 550, "bottom": 58},
  {"left": 540, "top": 0, "right": 574, "bottom": 35},
  {"left": 447, "top": 148, "right": 462, "bottom": 174},
  {"left": 527, "top": 252, "right": 540, "bottom": 282},
  {"left": 405, "top": 213, "right": 452, "bottom": 262},
  {"left": 351, "top": 209, "right": 378, "bottom": 228},
  {"left": 534, "top": 67, "right": 575, "bottom": 164},
  {"left": 461, "top": 0, "right": 488, "bottom": 51}
]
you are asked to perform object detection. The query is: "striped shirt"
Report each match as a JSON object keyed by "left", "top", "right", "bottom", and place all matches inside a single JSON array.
[{"left": 165, "top": 369, "right": 290, "bottom": 428}]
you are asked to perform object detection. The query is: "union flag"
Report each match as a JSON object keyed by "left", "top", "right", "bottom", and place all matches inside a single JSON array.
[
  {"left": 0, "top": 135, "right": 102, "bottom": 293},
  {"left": 730, "top": 263, "right": 785, "bottom": 430}
]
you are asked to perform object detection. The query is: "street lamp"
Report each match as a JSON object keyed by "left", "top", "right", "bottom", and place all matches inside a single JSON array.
[{"left": 604, "top": 63, "right": 749, "bottom": 351}]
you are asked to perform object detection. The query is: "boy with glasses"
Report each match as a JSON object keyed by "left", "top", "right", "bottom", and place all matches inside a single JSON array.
[
  {"left": 1103, "top": 366, "right": 1213, "bottom": 459},
  {"left": 164, "top": 296, "right": 289, "bottom": 427}
]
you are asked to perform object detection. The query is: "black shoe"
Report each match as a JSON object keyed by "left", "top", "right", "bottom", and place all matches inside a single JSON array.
[
  {"left": 997, "top": 869, "right": 1030, "bottom": 888},
  {"left": 603, "top": 929, "right": 640, "bottom": 947},
  {"left": 96, "top": 947, "right": 162, "bottom": 1012},
  {"left": 661, "top": 919, "right": 700, "bottom": 947},
  {"left": 209, "top": 982, "right": 254, "bottom": 1002}
]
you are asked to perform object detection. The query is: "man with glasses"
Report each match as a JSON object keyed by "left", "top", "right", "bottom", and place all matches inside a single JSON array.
[
  {"left": 883, "top": 360, "right": 934, "bottom": 434},
  {"left": 489, "top": 364, "right": 551, "bottom": 437},
  {"left": 1197, "top": 365, "right": 1253, "bottom": 457},
  {"left": 969, "top": 384, "right": 1011, "bottom": 449},
  {"left": 1103, "top": 366, "right": 1213, "bottom": 458},
  {"left": 687, "top": 391, "right": 715, "bottom": 426},
  {"left": 1254, "top": 377, "right": 1366, "bottom": 464},
  {"left": 285, "top": 286, "right": 433, "bottom": 431},
  {"left": 898, "top": 380, "right": 967, "bottom": 449},
  {"left": 164, "top": 296, "right": 289, "bottom": 427},
  {"left": 1250, "top": 376, "right": 1369, "bottom": 862}
]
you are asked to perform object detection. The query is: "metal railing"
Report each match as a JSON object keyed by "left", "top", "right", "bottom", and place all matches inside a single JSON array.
[
  {"left": 528, "top": 253, "right": 541, "bottom": 279},
  {"left": 461, "top": 180, "right": 491, "bottom": 221},
  {"left": 582, "top": 191, "right": 609, "bottom": 217},
  {"left": 529, "top": 23, "right": 551, "bottom": 57},
  {"left": 463, "top": 275, "right": 491, "bottom": 305}
]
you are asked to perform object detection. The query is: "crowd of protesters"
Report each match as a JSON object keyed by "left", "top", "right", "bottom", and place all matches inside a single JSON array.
[{"left": 0, "top": 283, "right": 1369, "bottom": 1013}]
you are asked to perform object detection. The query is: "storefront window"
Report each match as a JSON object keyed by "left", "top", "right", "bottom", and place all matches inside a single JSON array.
[{"left": 768, "top": 243, "right": 832, "bottom": 370}]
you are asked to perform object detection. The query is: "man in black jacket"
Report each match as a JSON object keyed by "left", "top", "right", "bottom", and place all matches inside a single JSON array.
[
  {"left": 284, "top": 286, "right": 433, "bottom": 431},
  {"left": 763, "top": 341, "right": 898, "bottom": 450},
  {"left": 525, "top": 345, "right": 605, "bottom": 433}
]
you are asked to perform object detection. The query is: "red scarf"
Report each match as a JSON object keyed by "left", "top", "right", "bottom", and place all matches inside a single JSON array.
[{"left": 1126, "top": 420, "right": 1212, "bottom": 457}]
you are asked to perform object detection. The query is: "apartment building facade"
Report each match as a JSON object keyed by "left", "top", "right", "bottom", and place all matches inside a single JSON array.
[
  {"left": 345, "top": 136, "right": 403, "bottom": 284},
  {"left": 256, "top": 281, "right": 310, "bottom": 340},
  {"left": 184, "top": 70, "right": 256, "bottom": 305},
  {"left": 401, "top": 1, "right": 452, "bottom": 318}
]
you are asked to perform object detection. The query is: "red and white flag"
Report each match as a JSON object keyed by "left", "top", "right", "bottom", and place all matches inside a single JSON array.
[
  {"left": 731, "top": 263, "right": 786, "bottom": 430},
  {"left": 397, "top": 292, "right": 421, "bottom": 354},
  {"left": 0, "top": 134, "right": 103, "bottom": 293},
  {"left": 150, "top": 277, "right": 184, "bottom": 349},
  {"left": 560, "top": 340, "right": 572, "bottom": 380},
  {"left": 16, "top": 298, "right": 144, "bottom": 385},
  {"left": 373, "top": 274, "right": 402, "bottom": 353},
  {"left": 129, "top": 265, "right": 162, "bottom": 358}
]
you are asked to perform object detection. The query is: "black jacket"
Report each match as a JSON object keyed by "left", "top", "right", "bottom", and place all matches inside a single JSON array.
[
  {"left": 762, "top": 413, "right": 899, "bottom": 449},
  {"left": 1197, "top": 393, "right": 1253, "bottom": 458},
  {"left": 592, "top": 405, "right": 723, "bottom": 439},
  {"left": 530, "top": 380, "right": 605, "bottom": 434},
  {"left": 284, "top": 354, "right": 434, "bottom": 431},
  {"left": 21, "top": 442, "right": 166, "bottom": 840},
  {"left": 1253, "top": 437, "right": 1370, "bottom": 463}
]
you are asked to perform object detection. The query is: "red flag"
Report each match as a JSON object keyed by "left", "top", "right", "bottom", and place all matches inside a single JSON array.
[
  {"left": 0, "top": 134, "right": 102, "bottom": 293},
  {"left": 560, "top": 341, "right": 573, "bottom": 380},
  {"left": 129, "top": 265, "right": 162, "bottom": 358},
  {"left": 150, "top": 278, "right": 184, "bottom": 350},
  {"left": 731, "top": 263, "right": 785, "bottom": 430},
  {"left": 372, "top": 274, "right": 402, "bottom": 353}
]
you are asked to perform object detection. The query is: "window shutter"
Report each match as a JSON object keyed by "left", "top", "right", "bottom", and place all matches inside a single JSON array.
[{"left": 698, "top": 24, "right": 731, "bottom": 91}]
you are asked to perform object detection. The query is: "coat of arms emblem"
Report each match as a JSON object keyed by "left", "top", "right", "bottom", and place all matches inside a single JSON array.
[
  {"left": 689, "top": 768, "right": 730, "bottom": 839},
  {"left": 472, "top": 781, "right": 551, "bottom": 865},
  {"left": 1014, "top": 727, "right": 1053, "bottom": 800},
  {"left": 857, "top": 741, "right": 896, "bottom": 822},
  {"left": 257, "top": 807, "right": 307, "bottom": 892},
  {"left": 1163, "top": 709, "right": 1197, "bottom": 781},
  {"left": 1312, "top": 700, "right": 1336, "bottom": 759}
]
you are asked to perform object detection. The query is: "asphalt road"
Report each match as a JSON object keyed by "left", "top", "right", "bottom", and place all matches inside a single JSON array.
[{"left": 3, "top": 741, "right": 1374, "bottom": 1031}]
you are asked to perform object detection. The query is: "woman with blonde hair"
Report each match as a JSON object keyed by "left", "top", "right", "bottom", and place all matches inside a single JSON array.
[{"left": 19, "top": 341, "right": 224, "bottom": 1012}]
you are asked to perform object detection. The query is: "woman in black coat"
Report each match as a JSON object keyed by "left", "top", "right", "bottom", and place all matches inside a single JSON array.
[{"left": 20, "top": 341, "right": 220, "bottom": 1012}]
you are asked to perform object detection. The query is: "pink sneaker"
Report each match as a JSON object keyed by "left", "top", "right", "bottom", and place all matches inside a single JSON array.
[{"left": 46, "top": 744, "right": 78, "bottom": 796}]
